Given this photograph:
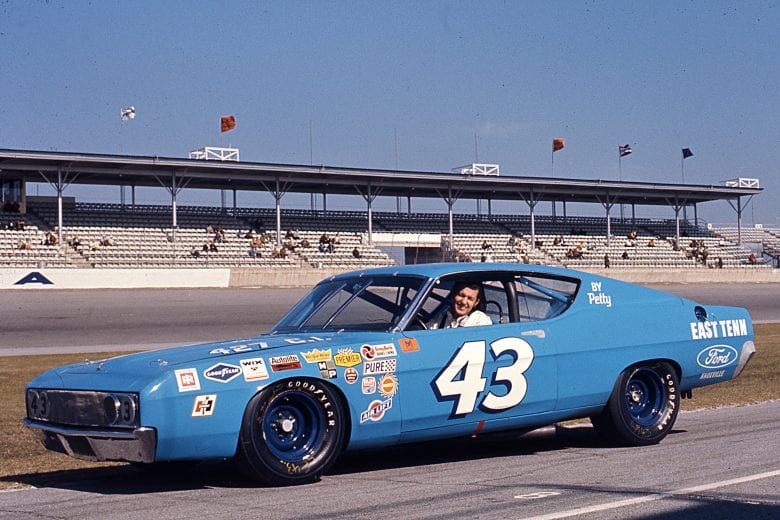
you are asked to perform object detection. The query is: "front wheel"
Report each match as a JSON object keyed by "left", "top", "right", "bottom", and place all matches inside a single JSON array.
[
  {"left": 237, "top": 378, "right": 345, "bottom": 485},
  {"left": 591, "top": 361, "right": 679, "bottom": 446}
]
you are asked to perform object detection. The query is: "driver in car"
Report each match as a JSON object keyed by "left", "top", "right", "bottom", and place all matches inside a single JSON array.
[{"left": 444, "top": 281, "right": 493, "bottom": 328}]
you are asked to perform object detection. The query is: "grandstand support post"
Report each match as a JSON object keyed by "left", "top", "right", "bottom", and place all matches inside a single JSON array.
[
  {"left": 38, "top": 165, "right": 78, "bottom": 245},
  {"left": 355, "top": 182, "right": 382, "bottom": 246},
  {"left": 563, "top": 201, "right": 567, "bottom": 223},
  {"left": 664, "top": 196, "right": 690, "bottom": 249},
  {"left": 407, "top": 194, "right": 412, "bottom": 216},
  {"left": 693, "top": 203, "right": 698, "bottom": 228},
  {"left": 726, "top": 195, "right": 752, "bottom": 246},
  {"left": 436, "top": 186, "right": 461, "bottom": 255},
  {"left": 131, "top": 185, "right": 136, "bottom": 211},
  {"left": 233, "top": 189, "right": 237, "bottom": 214},
  {"left": 258, "top": 177, "right": 291, "bottom": 245},
  {"left": 155, "top": 169, "right": 192, "bottom": 250},
  {"left": 519, "top": 189, "right": 542, "bottom": 249},
  {"left": 596, "top": 194, "right": 617, "bottom": 247},
  {"left": 322, "top": 192, "right": 327, "bottom": 213}
]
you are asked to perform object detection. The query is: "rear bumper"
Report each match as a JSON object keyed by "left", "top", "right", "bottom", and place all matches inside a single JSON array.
[
  {"left": 23, "top": 419, "right": 156, "bottom": 463},
  {"left": 734, "top": 340, "right": 756, "bottom": 379}
]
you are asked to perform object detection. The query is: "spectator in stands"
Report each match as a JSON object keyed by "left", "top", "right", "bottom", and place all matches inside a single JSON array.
[
  {"left": 352, "top": 247, "right": 361, "bottom": 259},
  {"left": 244, "top": 229, "right": 255, "bottom": 239},
  {"left": 209, "top": 242, "right": 218, "bottom": 253},
  {"left": 627, "top": 230, "right": 638, "bottom": 241},
  {"left": 89, "top": 240, "right": 100, "bottom": 251},
  {"left": 716, "top": 256, "right": 724, "bottom": 269},
  {"left": 319, "top": 233, "right": 330, "bottom": 246},
  {"left": 17, "top": 238, "right": 33, "bottom": 250},
  {"left": 444, "top": 281, "right": 492, "bottom": 328},
  {"left": 248, "top": 245, "right": 257, "bottom": 258},
  {"left": 300, "top": 237, "right": 311, "bottom": 248},
  {"left": 68, "top": 235, "right": 82, "bottom": 247},
  {"left": 481, "top": 240, "right": 493, "bottom": 250},
  {"left": 700, "top": 247, "right": 709, "bottom": 265},
  {"left": 621, "top": 250, "right": 629, "bottom": 260},
  {"left": 748, "top": 253, "right": 757, "bottom": 264},
  {"left": 604, "top": 253, "right": 610, "bottom": 268},
  {"left": 202, "top": 241, "right": 210, "bottom": 253},
  {"left": 100, "top": 235, "right": 114, "bottom": 247},
  {"left": 647, "top": 238, "right": 655, "bottom": 247},
  {"left": 534, "top": 239, "right": 544, "bottom": 248},
  {"left": 190, "top": 247, "right": 201, "bottom": 258},
  {"left": 521, "top": 252, "right": 530, "bottom": 264},
  {"left": 206, "top": 224, "right": 214, "bottom": 234}
]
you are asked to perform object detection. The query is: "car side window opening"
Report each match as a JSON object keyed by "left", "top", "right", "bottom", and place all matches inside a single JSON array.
[
  {"left": 515, "top": 274, "right": 579, "bottom": 322},
  {"left": 408, "top": 276, "right": 513, "bottom": 330}
]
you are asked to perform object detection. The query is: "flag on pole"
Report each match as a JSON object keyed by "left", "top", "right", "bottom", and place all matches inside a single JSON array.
[
  {"left": 619, "top": 144, "right": 632, "bottom": 157},
  {"left": 120, "top": 106, "right": 136, "bottom": 122},
  {"left": 552, "top": 138, "right": 565, "bottom": 152},
  {"left": 220, "top": 115, "right": 236, "bottom": 133},
  {"left": 682, "top": 147, "right": 694, "bottom": 159}
]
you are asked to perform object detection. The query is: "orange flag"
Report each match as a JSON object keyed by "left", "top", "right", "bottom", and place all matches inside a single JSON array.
[
  {"left": 220, "top": 115, "right": 236, "bottom": 133},
  {"left": 552, "top": 138, "right": 565, "bottom": 152}
]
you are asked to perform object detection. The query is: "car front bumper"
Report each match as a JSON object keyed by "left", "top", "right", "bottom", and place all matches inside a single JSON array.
[{"left": 23, "top": 419, "right": 156, "bottom": 463}]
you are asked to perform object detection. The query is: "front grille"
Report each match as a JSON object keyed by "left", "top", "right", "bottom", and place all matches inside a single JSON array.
[{"left": 26, "top": 389, "right": 139, "bottom": 428}]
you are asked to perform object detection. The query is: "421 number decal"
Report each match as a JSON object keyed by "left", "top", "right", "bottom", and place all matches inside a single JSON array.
[{"left": 433, "top": 337, "right": 534, "bottom": 416}]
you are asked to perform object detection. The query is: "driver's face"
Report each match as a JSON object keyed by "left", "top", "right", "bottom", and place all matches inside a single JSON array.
[{"left": 452, "top": 286, "right": 480, "bottom": 318}]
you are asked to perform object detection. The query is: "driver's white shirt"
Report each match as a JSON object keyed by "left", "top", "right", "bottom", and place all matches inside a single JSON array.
[{"left": 445, "top": 310, "right": 492, "bottom": 328}]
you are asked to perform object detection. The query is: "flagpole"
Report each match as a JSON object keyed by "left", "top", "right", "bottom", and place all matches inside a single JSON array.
[{"left": 681, "top": 150, "right": 687, "bottom": 222}]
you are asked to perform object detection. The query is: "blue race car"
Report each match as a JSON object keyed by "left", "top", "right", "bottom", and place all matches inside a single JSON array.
[{"left": 25, "top": 263, "right": 756, "bottom": 485}]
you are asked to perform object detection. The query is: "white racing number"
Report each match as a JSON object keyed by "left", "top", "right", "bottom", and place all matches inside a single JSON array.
[{"left": 433, "top": 337, "right": 534, "bottom": 416}]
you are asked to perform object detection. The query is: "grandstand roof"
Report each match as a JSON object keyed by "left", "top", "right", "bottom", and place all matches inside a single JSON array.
[{"left": 0, "top": 148, "right": 761, "bottom": 207}]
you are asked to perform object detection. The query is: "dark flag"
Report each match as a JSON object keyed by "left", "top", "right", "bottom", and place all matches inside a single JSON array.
[
  {"left": 552, "top": 138, "right": 565, "bottom": 152},
  {"left": 619, "top": 144, "right": 632, "bottom": 157},
  {"left": 220, "top": 115, "right": 236, "bottom": 133},
  {"left": 682, "top": 147, "right": 694, "bottom": 159}
]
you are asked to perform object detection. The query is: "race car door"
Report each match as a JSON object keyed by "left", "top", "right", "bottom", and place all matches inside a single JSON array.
[{"left": 397, "top": 278, "right": 558, "bottom": 441}]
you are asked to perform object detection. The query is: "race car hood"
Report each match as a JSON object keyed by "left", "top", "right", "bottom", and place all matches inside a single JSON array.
[{"left": 38, "top": 331, "right": 385, "bottom": 390}]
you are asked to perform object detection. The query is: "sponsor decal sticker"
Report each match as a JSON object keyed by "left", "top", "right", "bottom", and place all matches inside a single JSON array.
[
  {"left": 700, "top": 370, "right": 726, "bottom": 380},
  {"left": 174, "top": 368, "right": 201, "bottom": 392},
  {"left": 362, "top": 376, "right": 376, "bottom": 394},
  {"left": 269, "top": 354, "right": 303, "bottom": 372},
  {"left": 399, "top": 337, "right": 420, "bottom": 353},
  {"left": 192, "top": 394, "right": 217, "bottom": 417},
  {"left": 203, "top": 363, "right": 242, "bottom": 383},
  {"left": 378, "top": 373, "right": 399, "bottom": 398},
  {"left": 363, "top": 358, "right": 397, "bottom": 376},
  {"left": 689, "top": 319, "right": 748, "bottom": 340},
  {"left": 334, "top": 348, "right": 362, "bottom": 368},
  {"left": 360, "top": 398, "right": 392, "bottom": 423},
  {"left": 344, "top": 367, "right": 359, "bottom": 384},
  {"left": 301, "top": 348, "right": 332, "bottom": 363},
  {"left": 361, "top": 343, "right": 396, "bottom": 360},
  {"left": 241, "top": 358, "right": 270, "bottom": 381},
  {"left": 696, "top": 345, "right": 738, "bottom": 369},
  {"left": 209, "top": 342, "right": 267, "bottom": 356},
  {"left": 318, "top": 360, "right": 338, "bottom": 379}
]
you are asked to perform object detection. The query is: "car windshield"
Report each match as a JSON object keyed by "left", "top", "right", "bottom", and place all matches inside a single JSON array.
[{"left": 271, "top": 275, "right": 428, "bottom": 333}]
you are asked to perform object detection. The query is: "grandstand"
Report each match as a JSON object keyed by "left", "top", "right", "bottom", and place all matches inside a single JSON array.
[
  {"left": 0, "top": 148, "right": 773, "bottom": 274},
  {"left": 0, "top": 199, "right": 772, "bottom": 271}
]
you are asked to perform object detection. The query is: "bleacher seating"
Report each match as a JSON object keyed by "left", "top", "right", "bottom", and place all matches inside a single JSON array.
[{"left": 0, "top": 201, "right": 771, "bottom": 270}]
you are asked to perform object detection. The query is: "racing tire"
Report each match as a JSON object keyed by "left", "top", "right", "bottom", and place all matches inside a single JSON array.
[
  {"left": 591, "top": 361, "right": 679, "bottom": 446},
  {"left": 237, "top": 378, "right": 345, "bottom": 485}
]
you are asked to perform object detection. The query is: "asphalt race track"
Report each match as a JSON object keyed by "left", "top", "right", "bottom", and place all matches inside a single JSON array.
[
  {"left": 1, "top": 283, "right": 778, "bottom": 356},
  {"left": 1, "top": 403, "right": 778, "bottom": 519},
  {"left": 1, "top": 283, "right": 778, "bottom": 518}
]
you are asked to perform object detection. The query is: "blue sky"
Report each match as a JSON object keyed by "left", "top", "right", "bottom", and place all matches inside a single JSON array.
[{"left": 1, "top": 1, "right": 777, "bottom": 225}]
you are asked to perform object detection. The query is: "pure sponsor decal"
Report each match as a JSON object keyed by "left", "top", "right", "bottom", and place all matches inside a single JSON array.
[
  {"left": 269, "top": 354, "right": 302, "bottom": 372},
  {"left": 362, "top": 377, "right": 376, "bottom": 394},
  {"left": 203, "top": 363, "right": 242, "bottom": 383},
  {"left": 344, "top": 367, "right": 359, "bottom": 384},
  {"left": 14, "top": 272, "right": 54, "bottom": 285},
  {"left": 301, "top": 348, "right": 332, "bottom": 363},
  {"left": 689, "top": 319, "right": 748, "bottom": 340},
  {"left": 360, "top": 343, "right": 397, "bottom": 360},
  {"left": 192, "top": 394, "right": 217, "bottom": 417},
  {"left": 398, "top": 337, "right": 420, "bottom": 353},
  {"left": 174, "top": 368, "right": 201, "bottom": 392},
  {"left": 696, "top": 345, "right": 738, "bottom": 369},
  {"left": 334, "top": 348, "right": 362, "bottom": 368},
  {"left": 378, "top": 373, "right": 399, "bottom": 398},
  {"left": 363, "top": 358, "right": 397, "bottom": 376},
  {"left": 241, "top": 358, "right": 270, "bottom": 382},
  {"left": 586, "top": 281, "right": 611, "bottom": 308},
  {"left": 318, "top": 360, "right": 338, "bottom": 379},
  {"left": 359, "top": 398, "right": 392, "bottom": 423}
]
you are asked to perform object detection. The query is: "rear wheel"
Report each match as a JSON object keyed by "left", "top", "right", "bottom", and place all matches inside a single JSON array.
[
  {"left": 237, "top": 378, "right": 345, "bottom": 485},
  {"left": 591, "top": 361, "right": 679, "bottom": 446}
]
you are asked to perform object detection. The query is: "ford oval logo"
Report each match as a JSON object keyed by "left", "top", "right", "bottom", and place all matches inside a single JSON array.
[{"left": 696, "top": 345, "right": 738, "bottom": 369}]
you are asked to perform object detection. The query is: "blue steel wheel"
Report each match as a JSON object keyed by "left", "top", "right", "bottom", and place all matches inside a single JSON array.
[
  {"left": 237, "top": 378, "right": 345, "bottom": 485},
  {"left": 591, "top": 361, "right": 679, "bottom": 446}
]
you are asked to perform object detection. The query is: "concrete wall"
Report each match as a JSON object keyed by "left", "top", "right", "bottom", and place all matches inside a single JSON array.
[{"left": 2, "top": 266, "right": 776, "bottom": 290}]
